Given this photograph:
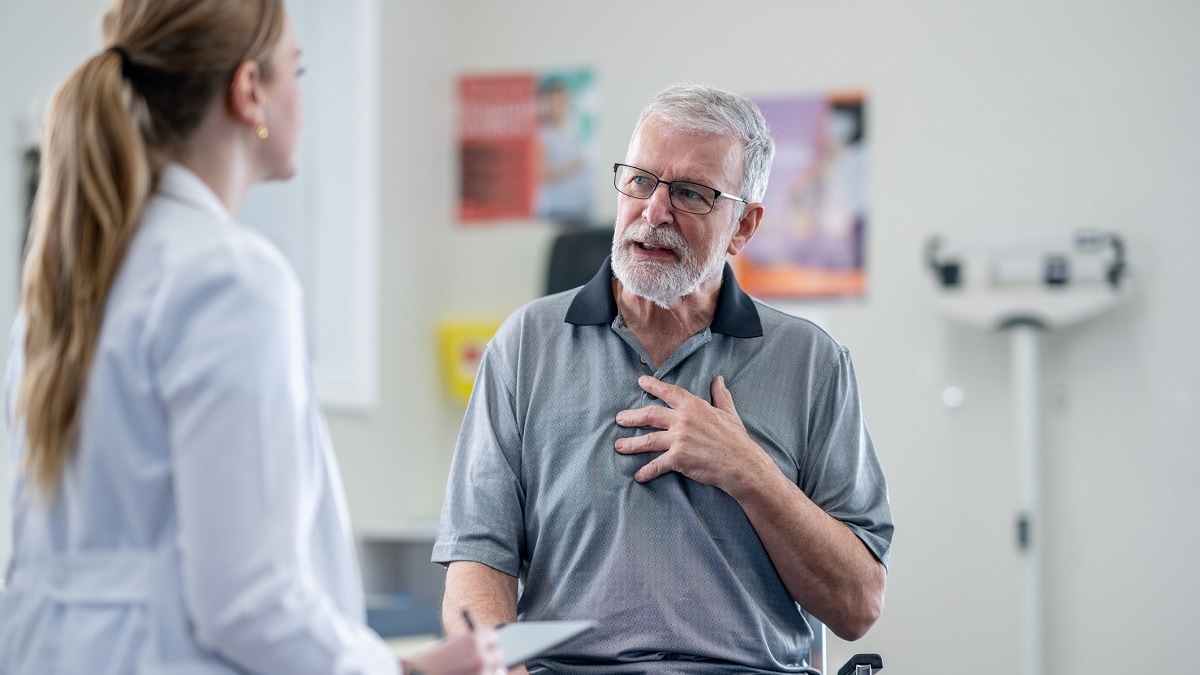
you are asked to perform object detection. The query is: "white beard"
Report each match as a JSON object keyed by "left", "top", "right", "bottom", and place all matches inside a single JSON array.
[{"left": 611, "top": 223, "right": 728, "bottom": 309}]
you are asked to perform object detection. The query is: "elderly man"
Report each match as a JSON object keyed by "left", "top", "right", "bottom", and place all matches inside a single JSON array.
[{"left": 434, "top": 83, "right": 893, "bottom": 674}]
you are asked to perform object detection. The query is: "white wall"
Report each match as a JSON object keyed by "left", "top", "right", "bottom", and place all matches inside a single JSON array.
[{"left": 2, "top": 1, "right": 1198, "bottom": 674}]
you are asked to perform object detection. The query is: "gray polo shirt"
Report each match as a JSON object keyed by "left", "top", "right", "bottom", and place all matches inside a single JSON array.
[{"left": 434, "top": 260, "right": 893, "bottom": 674}]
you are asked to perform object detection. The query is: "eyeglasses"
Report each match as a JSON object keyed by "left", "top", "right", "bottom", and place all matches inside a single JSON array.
[{"left": 612, "top": 163, "right": 749, "bottom": 215}]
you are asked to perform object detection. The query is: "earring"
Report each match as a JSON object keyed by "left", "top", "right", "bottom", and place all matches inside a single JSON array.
[{"left": 255, "top": 123, "right": 269, "bottom": 140}]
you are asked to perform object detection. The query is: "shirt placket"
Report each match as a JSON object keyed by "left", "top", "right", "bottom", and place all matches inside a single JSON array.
[{"left": 611, "top": 319, "right": 713, "bottom": 406}]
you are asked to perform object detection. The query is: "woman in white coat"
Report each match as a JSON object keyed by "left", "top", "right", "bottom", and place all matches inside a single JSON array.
[{"left": 0, "top": 1, "right": 504, "bottom": 673}]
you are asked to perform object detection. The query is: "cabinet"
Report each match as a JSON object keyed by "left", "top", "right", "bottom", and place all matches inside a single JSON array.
[{"left": 357, "top": 520, "right": 444, "bottom": 639}]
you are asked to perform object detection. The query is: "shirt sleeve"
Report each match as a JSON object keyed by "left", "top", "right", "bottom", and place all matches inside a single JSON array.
[
  {"left": 800, "top": 346, "right": 894, "bottom": 567},
  {"left": 432, "top": 316, "right": 527, "bottom": 577},
  {"left": 149, "top": 237, "right": 398, "bottom": 675}
]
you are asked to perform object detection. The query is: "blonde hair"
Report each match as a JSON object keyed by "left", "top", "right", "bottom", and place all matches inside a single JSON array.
[{"left": 18, "top": 0, "right": 284, "bottom": 496}]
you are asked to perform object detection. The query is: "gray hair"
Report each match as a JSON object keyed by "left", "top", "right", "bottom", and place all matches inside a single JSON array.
[{"left": 632, "top": 83, "right": 775, "bottom": 204}]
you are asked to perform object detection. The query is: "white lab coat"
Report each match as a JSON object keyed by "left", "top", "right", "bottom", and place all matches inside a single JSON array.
[{"left": 0, "top": 165, "right": 399, "bottom": 674}]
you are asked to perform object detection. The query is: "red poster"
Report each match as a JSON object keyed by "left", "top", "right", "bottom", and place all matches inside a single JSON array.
[{"left": 458, "top": 74, "right": 539, "bottom": 221}]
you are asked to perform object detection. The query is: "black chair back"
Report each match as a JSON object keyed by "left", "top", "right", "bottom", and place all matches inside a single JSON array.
[{"left": 545, "top": 227, "right": 614, "bottom": 295}]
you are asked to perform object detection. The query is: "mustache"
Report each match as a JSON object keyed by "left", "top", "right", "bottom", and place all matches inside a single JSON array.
[{"left": 618, "top": 224, "right": 688, "bottom": 252}]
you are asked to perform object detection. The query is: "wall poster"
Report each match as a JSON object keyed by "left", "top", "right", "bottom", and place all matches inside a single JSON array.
[
  {"left": 734, "top": 93, "right": 868, "bottom": 299},
  {"left": 458, "top": 69, "right": 597, "bottom": 226}
]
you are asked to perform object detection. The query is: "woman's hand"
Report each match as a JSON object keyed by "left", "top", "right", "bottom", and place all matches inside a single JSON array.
[{"left": 401, "top": 628, "right": 506, "bottom": 675}]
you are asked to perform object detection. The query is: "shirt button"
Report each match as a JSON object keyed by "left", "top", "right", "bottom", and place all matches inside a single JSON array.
[{"left": 640, "top": 357, "right": 647, "bottom": 364}]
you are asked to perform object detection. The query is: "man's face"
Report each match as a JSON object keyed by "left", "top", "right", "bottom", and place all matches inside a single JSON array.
[{"left": 611, "top": 114, "right": 745, "bottom": 308}]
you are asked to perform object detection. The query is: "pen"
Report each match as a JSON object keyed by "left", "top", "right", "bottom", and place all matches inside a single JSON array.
[{"left": 462, "top": 609, "right": 477, "bottom": 631}]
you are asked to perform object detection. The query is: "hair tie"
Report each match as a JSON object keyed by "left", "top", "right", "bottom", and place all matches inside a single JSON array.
[{"left": 107, "top": 45, "right": 132, "bottom": 78}]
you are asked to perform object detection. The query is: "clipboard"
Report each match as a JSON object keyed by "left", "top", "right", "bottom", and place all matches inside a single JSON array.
[{"left": 498, "top": 620, "right": 597, "bottom": 667}]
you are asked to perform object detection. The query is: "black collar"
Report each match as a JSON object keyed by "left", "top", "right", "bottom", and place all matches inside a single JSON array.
[{"left": 564, "top": 257, "right": 763, "bottom": 338}]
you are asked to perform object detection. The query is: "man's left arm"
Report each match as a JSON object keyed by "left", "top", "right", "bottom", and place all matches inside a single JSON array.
[{"left": 615, "top": 374, "right": 886, "bottom": 640}]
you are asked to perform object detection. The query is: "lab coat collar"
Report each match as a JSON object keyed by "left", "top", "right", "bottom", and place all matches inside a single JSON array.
[{"left": 157, "top": 163, "right": 233, "bottom": 222}]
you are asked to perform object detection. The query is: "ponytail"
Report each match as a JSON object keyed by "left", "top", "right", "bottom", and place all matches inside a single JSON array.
[
  {"left": 17, "top": 48, "right": 152, "bottom": 496},
  {"left": 16, "top": 0, "right": 285, "bottom": 497}
]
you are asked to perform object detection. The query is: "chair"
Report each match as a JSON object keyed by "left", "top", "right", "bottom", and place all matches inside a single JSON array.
[
  {"left": 805, "top": 611, "right": 884, "bottom": 675},
  {"left": 544, "top": 226, "right": 614, "bottom": 295},
  {"left": 805, "top": 610, "right": 828, "bottom": 673}
]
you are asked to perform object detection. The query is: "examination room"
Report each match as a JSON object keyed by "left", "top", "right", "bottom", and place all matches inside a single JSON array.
[{"left": 0, "top": 1, "right": 1197, "bottom": 674}]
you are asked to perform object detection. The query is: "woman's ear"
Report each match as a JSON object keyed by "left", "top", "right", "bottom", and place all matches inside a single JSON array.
[{"left": 227, "top": 60, "right": 264, "bottom": 128}]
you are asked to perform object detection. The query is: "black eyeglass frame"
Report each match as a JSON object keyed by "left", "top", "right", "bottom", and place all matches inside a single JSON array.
[{"left": 612, "top": 162, "right": 749, "bottom": 215}]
